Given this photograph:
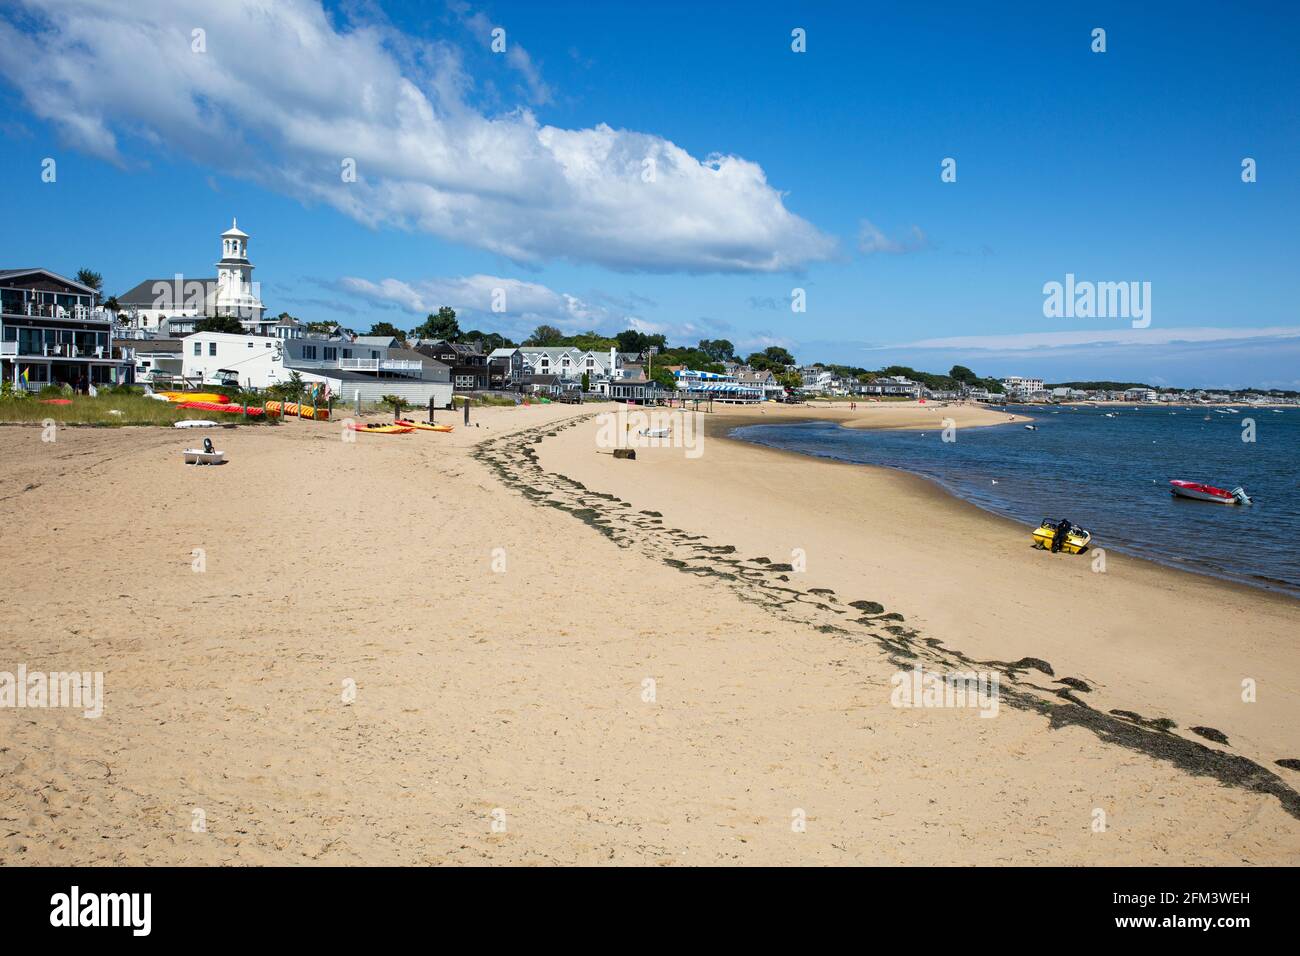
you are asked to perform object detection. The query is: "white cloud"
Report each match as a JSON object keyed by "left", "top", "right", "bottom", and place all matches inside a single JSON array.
[
  {"left": 876, "top": 326, "right": 1300, "bottom": 352},
  {"left": 0, "top": 0, "right": 835, "bottom": 273},
  {"left": 857, "top": 219, "right": 928, "bottom": 255}
]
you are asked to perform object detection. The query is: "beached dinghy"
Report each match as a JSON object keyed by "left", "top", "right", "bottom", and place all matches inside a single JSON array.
[
  {"left": 183, "top": 437, "right": 225, "bottom": 465},
  {"left": 174, "top": 420, "right": 220, "bottom": 429},
  {"left": 1031, "top": 520, "right": 1092, "bottom": 554},
  {"left": 1169, "top": 480, "right": 1251, "bottom": 505}
]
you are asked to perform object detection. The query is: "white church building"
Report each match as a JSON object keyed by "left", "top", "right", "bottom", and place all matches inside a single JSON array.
[{"left": 116, "top": 219, "right": 271, "bottom": 336}]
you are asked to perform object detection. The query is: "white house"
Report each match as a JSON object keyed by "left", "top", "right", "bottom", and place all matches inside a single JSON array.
[
  {"left": 1000, "top": 376, "right": 1044, "bottom": 400},
  {"left": 180, "top": 331, "right": 453, "bottom": 406},
  {"left": 519, "top": 346, "right": 621, "bottom": 392},
  {"left": 116, "top": 219, "right": 272, "bottom": 336}
]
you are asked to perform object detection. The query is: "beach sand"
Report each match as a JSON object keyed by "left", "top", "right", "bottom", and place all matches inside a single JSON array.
[{"left": 2, "top": 401, "right": 1297, "bottom": 865}]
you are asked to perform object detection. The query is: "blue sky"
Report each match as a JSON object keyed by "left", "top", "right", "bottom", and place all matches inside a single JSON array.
[{"left": 1, "top": 1, "right": 1297, "bottom": 388}]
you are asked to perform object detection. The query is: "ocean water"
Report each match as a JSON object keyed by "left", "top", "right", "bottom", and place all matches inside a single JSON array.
[{"left": 731, "top": 405, "right": 1300, "bottom": 598}]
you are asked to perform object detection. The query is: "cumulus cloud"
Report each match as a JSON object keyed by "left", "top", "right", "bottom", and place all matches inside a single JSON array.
[
  {"left": 339, "top": 272, "right": 745, "bottom": 347},
  {"left": 0, "top": 0, "right": 835, "bottom": 273}
]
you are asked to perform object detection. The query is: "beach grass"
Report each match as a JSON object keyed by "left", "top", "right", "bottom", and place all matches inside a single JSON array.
[{"left": 0, "top": 393, "right": 272, "bottom": 427}]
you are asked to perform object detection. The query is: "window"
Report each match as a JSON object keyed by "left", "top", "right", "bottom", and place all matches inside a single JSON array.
[
  {"left": 324, "top": 347, "right": 337, "bottom": 360},
  {"left": 265, "top": 342, "right": 271, "bottom": 348},
  {"left": 209, "top": 342, "right": 217, "bottom": 356},
  {"left": 193, "top": 342, "right": 201, "bottom": 356},
  {"left": 247, "top": 342, "right": 254, "bottom": 348},
  {"left": 302, "top": 346, "right": 317, "bottom": 359},
  {"left": 343, "top": 349, "right": 352, "bottom": 358}
]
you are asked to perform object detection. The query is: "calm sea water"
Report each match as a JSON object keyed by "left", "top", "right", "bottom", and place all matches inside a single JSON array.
[{"left": 731, "top": 405, "right": 1300, "bottom": 597}]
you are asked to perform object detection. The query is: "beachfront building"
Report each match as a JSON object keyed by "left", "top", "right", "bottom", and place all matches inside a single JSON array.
[
  {"left": 672, "top": 368, "right": 764, "bottom": 403},
  {"left": 0, "top": 268, "right": 131, "bottom": 391},
  {"left": 413, "top": 339, "right": 489, "bottom": 391},
  {"left": 115, "top": 219, "right": 271, "bottom": 337},
  {"left": 519, "top": 346, "right": 621, "bottom": 392},
  {"left": 180, "top": 330, "right": 453, "bottom": 406},
  {"left": 859, "top": 375, "right": 923, "bottom": 399},
  {"left": 737, "top": 367, "right": 786, "bottom": 399},
  {"left": 487, "top": 347, "right": 525, "bottom": 389},
  {"left": 117, "top": 336, "right": 183, "bottom": 386},
  {"left": 1000, "top": 376, "right": 1044, "bottom": 400}
]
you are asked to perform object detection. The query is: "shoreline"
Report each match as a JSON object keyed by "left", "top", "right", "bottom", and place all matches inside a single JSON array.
[
  {"left": 711, "top": 410, "right": 1299, "bottom": 603},
  {"left": 538, "top": 405, "right": 1300, "bottom": 773}
]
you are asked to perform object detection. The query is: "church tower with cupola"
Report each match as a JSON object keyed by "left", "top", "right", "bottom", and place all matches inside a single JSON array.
[{"left": 213, "top": 217, "right": 265, "bottom": 325}]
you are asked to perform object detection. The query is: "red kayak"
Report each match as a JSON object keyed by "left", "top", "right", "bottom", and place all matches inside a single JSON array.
[
  {"left": 177, "top": 400, "right": 265, "bottom": 417},
  {"left": 1169, "top": 480, "right": 1251, "bottom": 505}
]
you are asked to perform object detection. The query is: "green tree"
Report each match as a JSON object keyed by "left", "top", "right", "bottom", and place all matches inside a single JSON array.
[
  {"left": 366, "top": 321, "right": 406, "bottom": 340},
  {"left": 413, "top": 306, "right": 460, "bottom": 341},
  {"left": 762, "top": 346, "right": 795, "bottom": 367},
  {"left": 526, "top": 324, "right": 565, "bottom": 346},
  {"left": 195, "top": 314, "right": 245, "bottom": 334},
  {"left": 949, "top": 365, "right": 978, "bottom": 385},
  {"left": 580, "top": 371, "right": 590, "bottom": 392},
  {"left": 697, "top": 338, "right": 736, "bottom": 363},
  {"left": 75, "top": 268, "right": 103, "bottom": 294}
]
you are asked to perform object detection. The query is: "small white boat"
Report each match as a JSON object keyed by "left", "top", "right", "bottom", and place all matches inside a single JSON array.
[
  {"left": 1104, "top": 412, "right": 1116, "bottom": 418},
  {"left": 183, "top": 437, "right": 226, "bottom": 466},
  {"left": 638, "top": 426, "right": 672, "bottom": 439},
  {"left": 1169, "top": 480, "right": 1251, "bottom": 505},
  {"left": 1023, "top": 424, "right": 1037, "bottom": 430},
  {"left": 174, "top": 419, "right": 219, "bottom": 429}
]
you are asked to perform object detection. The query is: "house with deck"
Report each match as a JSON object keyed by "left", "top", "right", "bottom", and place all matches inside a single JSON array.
[{"left": 1, "top": 268, "right": 131, "bottom": 391}]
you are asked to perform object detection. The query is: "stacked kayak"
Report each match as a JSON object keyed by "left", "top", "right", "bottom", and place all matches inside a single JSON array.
[
  {"left": 159, "top": 391, "right": 229, "bottom": 404},
  {"left": 266, "top": 401, "right": 330, "bottom": 420},
  {"left": 395, "top": 419, "right": 454, "bottom": 433},
  {"left": 347, "top": 422, "right": 414, "bottom": 435}
]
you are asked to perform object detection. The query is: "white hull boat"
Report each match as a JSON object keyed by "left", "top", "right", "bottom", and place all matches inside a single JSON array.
[{"left": 1169, "top": 480, "right": 1250, "bottom": 505}]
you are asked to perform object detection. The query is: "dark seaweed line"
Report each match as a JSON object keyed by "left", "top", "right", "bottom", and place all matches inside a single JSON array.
[{"left": 472, "top": 417, "right": 1300, "bottom": 821}]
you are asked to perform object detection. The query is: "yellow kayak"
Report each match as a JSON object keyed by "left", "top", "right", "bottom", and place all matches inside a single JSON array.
[
  {"left": 347, "top": 423, "right": 413, "bottom": 435},
  {"left": 159, "top": 391, "right": 228, "bottom": 404},
  {"left": 1031, "top": 521, "right": 1092, "bottom": 554},
  {"left": 395, "top": 419, "right": 454, "bottom": 433}
]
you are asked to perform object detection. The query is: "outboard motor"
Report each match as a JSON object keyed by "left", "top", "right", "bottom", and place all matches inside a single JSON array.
[
  {"left": 1231, "top": 486, "right": 1252, "bottom": 505},
  {"left": 203, "top": 437, "right": 215, "bottom": 455}
]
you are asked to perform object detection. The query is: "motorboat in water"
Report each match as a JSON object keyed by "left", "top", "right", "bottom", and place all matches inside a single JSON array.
[
  {"left": 1031, "top": 519, "right": 1092, "bottom": 554},
  {"left": 1169, "top": 480, "right": 1251, "bottom": 505}
]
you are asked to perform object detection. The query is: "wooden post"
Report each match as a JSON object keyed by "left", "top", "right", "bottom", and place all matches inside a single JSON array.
[{"left": 428, "top": 396, "right": 435, "bottom": 424}]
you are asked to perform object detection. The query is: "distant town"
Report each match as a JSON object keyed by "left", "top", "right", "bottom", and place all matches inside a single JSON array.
[{"left": 5, "top": 218, "right": 1296, "bottom": 409}]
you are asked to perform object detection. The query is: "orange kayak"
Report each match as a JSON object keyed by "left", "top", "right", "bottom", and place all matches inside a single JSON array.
[
  {"left": 347, "top": 422, "right": 413, "bottom": 435},
  {"left": 395, "top": 419, "right": 454, "bottom": 432}
]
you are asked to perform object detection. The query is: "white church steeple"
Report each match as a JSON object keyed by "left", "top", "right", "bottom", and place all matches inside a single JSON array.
[{"left": 214, "top": 217, "right": 263, "bottom": 325}]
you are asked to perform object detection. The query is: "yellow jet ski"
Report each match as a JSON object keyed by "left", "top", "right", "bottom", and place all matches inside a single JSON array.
[{"left": 1031, "top": 519, "right": 1092, "bottom": 554}]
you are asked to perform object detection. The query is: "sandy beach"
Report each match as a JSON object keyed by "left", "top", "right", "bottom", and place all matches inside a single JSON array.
[{"left": 2, "top": 401, "right": 1298, "bottom": 865}]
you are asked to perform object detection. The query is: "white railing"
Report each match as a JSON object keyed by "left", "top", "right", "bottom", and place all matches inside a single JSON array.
[{"left": 0, "top": 342, "right": 15, "bottom": 357}]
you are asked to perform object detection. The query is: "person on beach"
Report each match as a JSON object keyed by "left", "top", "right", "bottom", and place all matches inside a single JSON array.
[{"left": 1051, "top": 518, "right": 1072, "bottom": 553}]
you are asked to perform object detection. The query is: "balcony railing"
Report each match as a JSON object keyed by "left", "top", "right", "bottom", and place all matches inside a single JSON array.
[
  {"left": 289, "top": 356, "right": 424, "bottom": 375},
  {"left": 0, "top": 304, "right": 114, "bottom": 323}
]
